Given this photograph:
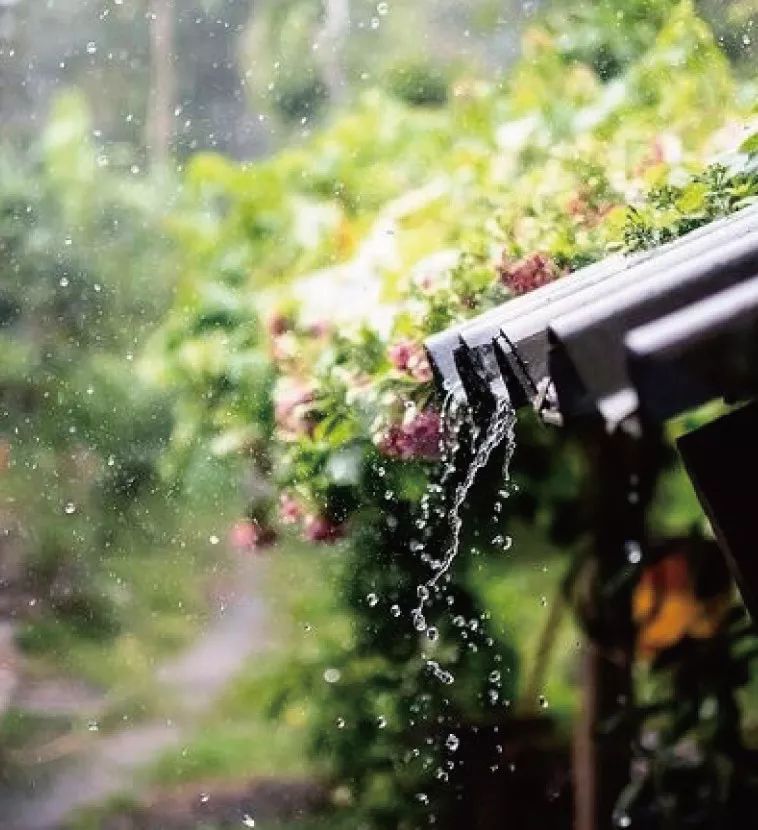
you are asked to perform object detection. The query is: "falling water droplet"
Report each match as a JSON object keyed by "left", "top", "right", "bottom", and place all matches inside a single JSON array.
[
  {"left": 324, "top": 668, "right": 341, "bottom": 684},
  {"left": 445, "top": 733, "right": 460, "bottom": 752},
  {"left": 539, "top": 695, "right": 549, "bottom": 710},
  {"left": 336, "top": 717, "right": 346, "bottom": 729},
  {"left": 390, "top": 604, "right": 401, "bottom": 618},
  {"left": 366, "top": 592, "right": 379, "bottom": 607},
  {"left": 625, "top": 540, "right": 642, "bottom": 564},
  {"left": 64, "top": 502, "right": 76, "bottom": 515},
  {"left": 241, "top": 815, "right": 256, "bottom": 828},
  {"left": 376, "top": 715, "right": 387, "bottom": 729}
]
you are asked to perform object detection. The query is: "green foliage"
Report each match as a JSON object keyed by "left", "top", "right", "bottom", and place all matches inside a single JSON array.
[
  {"left": 623, "top": 161, "right": 758, "bottom": 252},
  {"left": 546, "top": 0, "right": 679, "bottom": 80},
  {"left": 0, "top": 91, "right": 227, "bottom": 674},
  {"left": 385, "top": 62, "right": 449, "bottom": 108}
]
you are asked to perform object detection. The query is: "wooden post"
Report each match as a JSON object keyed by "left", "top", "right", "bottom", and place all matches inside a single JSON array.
[
  {"left": 147, "top": 0, "right": 176, "bottom": 169},
  {"left": 573, "top": 425, "right": 663, "bottom": 830},
  {"left": 319, "top": 0, "right": 350, "bottom": 107}
]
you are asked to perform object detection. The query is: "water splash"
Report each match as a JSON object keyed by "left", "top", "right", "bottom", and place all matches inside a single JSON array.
[{"left": 413, "top": 393, "right": 516, "bottom": 630}]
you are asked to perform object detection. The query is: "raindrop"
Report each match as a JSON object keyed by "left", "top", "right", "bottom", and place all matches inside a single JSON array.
[
  {"left": 241, "top": 816, "right": 256, "bottom": 828},
  {"left": 489, "top": 670, "right": 501, "bottom": 683},
  {"left": 59, "top": 276, "right": 69, "bottom": 287},
  {"left": 445, "top": 733, "right": 460, "bottom": 752},
  {"left": 209, "top": 534, "right": 220, "bottom": 545},
  {"left": 426, "top": 626, "right": 439, "bottom": 642},
  {"left": 390, "top": 604, "right": 401, "bottom": 618},
  {"left": 377, "top": 1, "right": 389, "bottom": 13},
  {"left": 625, "top": 540, "right": 642, "bottom": 564},
  {"left": 539, "top": 695, "right": 549, "bottom": 710},
  {"left": 366, "top": 592, "right": 379, "bottom": 607},
  {"left": 324, "top": 667, "right": 341, "bottom": 684},
  {"left": 200, "top": 792, "right": 210, "bottom": 804},
  {"left": 336, "top": 717, "right": 346, "bottom": 729},
  {"left": 87, "top": 720, "right": 99, "bottom": 732},
  {"left": 64, "top": 502, "right": 76, "bottom": 515},
  {"left": 376, "top": 715, "right": 387, "bottom": 729},
  {"left": 86, "top": 41, "right": 97, "bottom": 54},
  {"left": 370, "top": 17, "right": 380, "bottom": 29}
]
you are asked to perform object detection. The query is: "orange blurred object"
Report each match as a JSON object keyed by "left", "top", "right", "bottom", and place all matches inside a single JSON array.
[{"left": 633, "top": 550, "right": 731, "bottom": 658}]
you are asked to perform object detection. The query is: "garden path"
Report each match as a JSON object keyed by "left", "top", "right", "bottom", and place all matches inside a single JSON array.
[{"left": 0, "top": 554, "right": 272, "bottom": 830}]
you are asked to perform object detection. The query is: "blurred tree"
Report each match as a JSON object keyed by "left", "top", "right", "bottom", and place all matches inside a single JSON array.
[
  {"left": 147, "top": 0, "right": 176, "bottom": 168},
  {"left": 0, "top": 91, "right": 177, "bottom": 638}
]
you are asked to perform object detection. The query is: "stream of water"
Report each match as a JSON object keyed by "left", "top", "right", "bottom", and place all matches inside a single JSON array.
[{"left": 412, "top": 392, "right": 517, "bottom": 635}]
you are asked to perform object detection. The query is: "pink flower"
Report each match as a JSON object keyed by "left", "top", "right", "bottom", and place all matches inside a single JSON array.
[
  {"left": 498, "top": 252, "right": 558, "bottom": 296},
  {"left": 416, "top": 273, "right": 438, "bottom": 293},
  {"left": 271, "top": 332, "right": 298, "bottom": 363},
  {"left": 388, "top": 341, "right": 415, "bottom": 372},
  {"left": 274, "top": 380, "right": 316, "bottom": 438},
  {"left": 377, "top": 407, "right": 442, "bottom": 462},
  {"left": 266, "top": 311, "right": 293, "bottom": 338},
  {"left": 388, "top": 340, "right": 433, "bottom": 382},
  {"left": 303, "top": 514, "right": 344, "bottom": 544},
  {"left": 229, "top": 520, "right": 276, "bottom": 552},
  {"left": 279, "top": 492, "right": 303, "bottom": 526},
  {"left": 306, "top": 320, "right": 332, "bottom": 339}
]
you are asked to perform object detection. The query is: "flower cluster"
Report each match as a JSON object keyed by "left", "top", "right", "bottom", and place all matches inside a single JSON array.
[
  {"left": 497, "top": 252, "right": 560, "bottom": 297},
  {"left": 387, "top": 339, "right": 434, "bottom": 383},
  {"left": 375, "top": 407, "right": 442, "bottom": 462}
]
